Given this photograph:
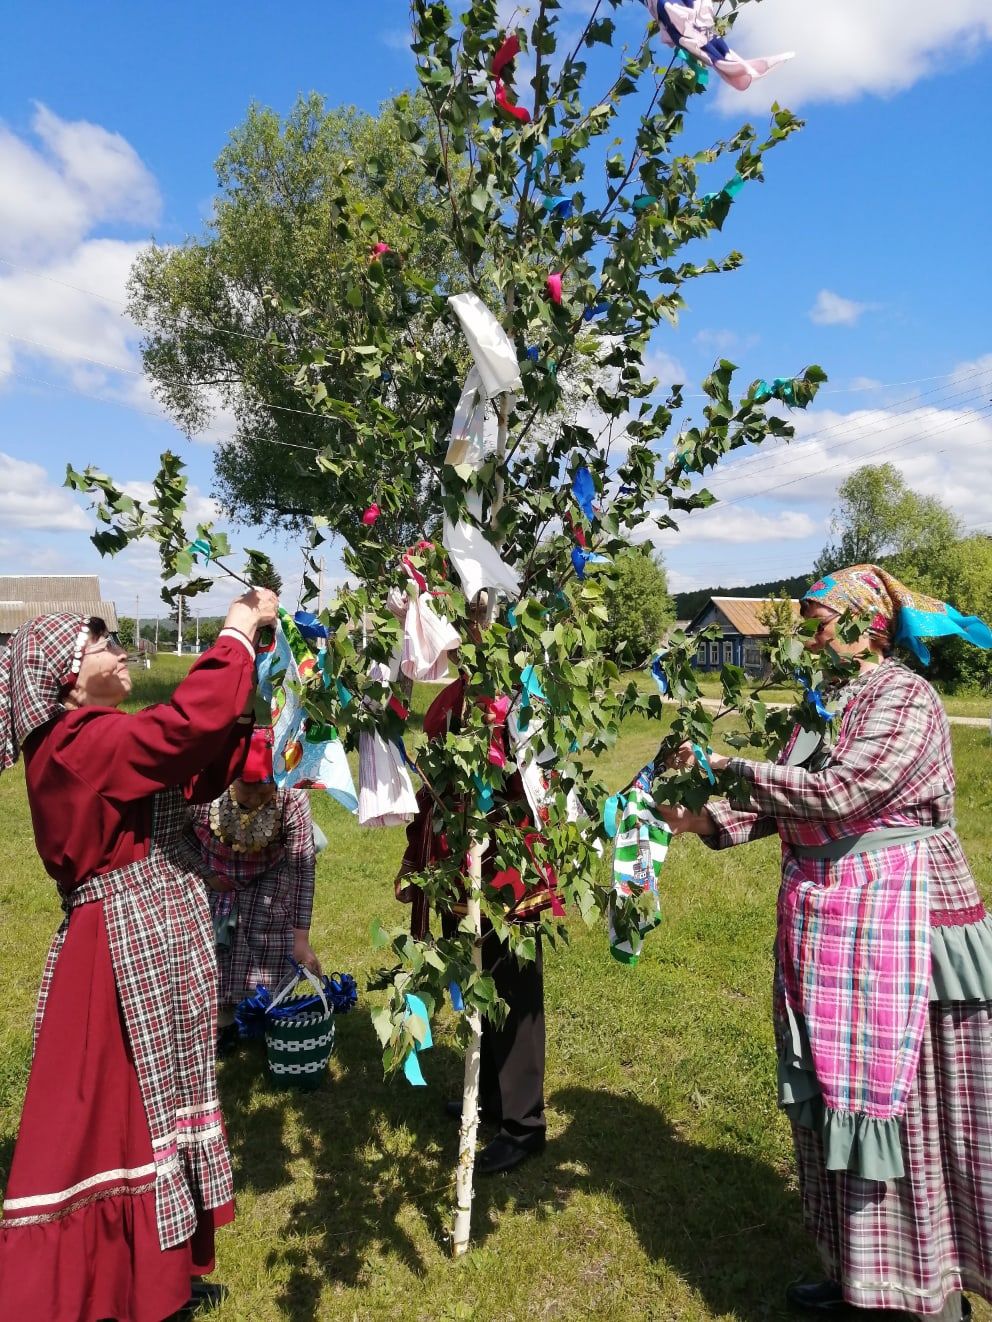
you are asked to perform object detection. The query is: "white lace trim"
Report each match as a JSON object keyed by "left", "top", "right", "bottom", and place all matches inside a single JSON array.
[{"left": 3, "top": 1162, "right": 156, "bottom": 1211}]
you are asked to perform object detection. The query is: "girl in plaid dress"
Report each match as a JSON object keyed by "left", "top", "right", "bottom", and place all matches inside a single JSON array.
[
  {"left": 0, "top": 589, "right": 277, "bottom": 1322},
  {"left": 188, "top": 726, "right": 319, "bottom": 1043},
  {"left": 661, "top": 566, "right": 992, "bottom": 1321}
]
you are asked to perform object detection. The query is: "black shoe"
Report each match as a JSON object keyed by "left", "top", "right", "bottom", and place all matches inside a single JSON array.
[
  {"left": 785, "top": 1280, "right": 845, "bottom": 1313},
  {"left": 215, "top": 1024, "right": 240, "bottom": 1057},
  {"left": 475, "top": 1132, "right": 545, "bottom": 1176},
  {"left": 444, "top": 1098, "right": 498, "bottom": 1125},
  {"left": 177, "top": 1280, "right": 229, "bottom": 1315}
]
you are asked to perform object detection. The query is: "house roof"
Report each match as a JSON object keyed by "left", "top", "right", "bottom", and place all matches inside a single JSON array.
[
  {"left": 0, "top": 576, "right": 118, "bottom": 635},
  {"left": 687, "top": 596, "right": 800, "bottom": 638},
  {"left": 0, "top": 575, "right": 104, "bottom": 603}
]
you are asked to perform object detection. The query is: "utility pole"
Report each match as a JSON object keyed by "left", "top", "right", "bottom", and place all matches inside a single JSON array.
[
  {"left": 135, "top": 595, "right": 140, "bottom": 655},
  {"left": 154, "top": 615, "right": 159, "bottom": 651},
  {"left": 177, "top": 595, "right": 183, "bottom": 656},
  {"left": 195, "top": 609, "right": 200, "bottom": 653},
  {"left": 317, "top": 557, "right": 324, "bottom": 611}
]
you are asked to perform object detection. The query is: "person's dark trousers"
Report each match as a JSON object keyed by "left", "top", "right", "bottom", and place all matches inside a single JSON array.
[{"left": 480, "top": 929, "right": 546, "bottom": 1141}]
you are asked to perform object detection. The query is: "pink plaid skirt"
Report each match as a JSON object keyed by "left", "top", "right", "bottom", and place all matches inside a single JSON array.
[{"left": 794, "top": 999, "right": 992, "bottom": 1314}]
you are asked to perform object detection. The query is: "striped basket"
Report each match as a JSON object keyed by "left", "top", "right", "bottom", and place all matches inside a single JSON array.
[{"left": 264, "top": 966, "right": 336, "bottom": 1091}]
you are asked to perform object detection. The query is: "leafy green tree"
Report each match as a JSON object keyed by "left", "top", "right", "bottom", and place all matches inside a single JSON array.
[
  {"left": 128, "top": 93, "right": 464, "bottom": 541},
  {"left": 913, "top": 534, "right": 992, "bottom": 691},
  {"left": 116, "top": 617, "right": 135, "bottom": 650},
  {"left": 599, "top": 546, "right": 673, "bottom": 666},
  {"left": 74, "top": 0, "right": 826, "bottom": 1250},
  {"left": 814, "top": 463, "right": 961, "bottom": 579},
  {"left": 757, "top": 588, "right": 797, "bottom": 656}
]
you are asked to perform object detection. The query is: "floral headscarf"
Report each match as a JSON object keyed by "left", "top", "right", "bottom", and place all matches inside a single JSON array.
[
  {"left": 0, "top": 613, "right": 92, "bottom": 771},
  {"left": 803, "top": 564, "right": 992, "bottom": 665}
]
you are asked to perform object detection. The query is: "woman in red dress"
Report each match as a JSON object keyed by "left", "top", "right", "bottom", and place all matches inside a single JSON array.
[{"left": 0, "top": 588, "right": 277, "bottom": 1322}]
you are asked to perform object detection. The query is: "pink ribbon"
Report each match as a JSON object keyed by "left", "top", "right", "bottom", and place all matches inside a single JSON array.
[{"left": 546, "top": 272, "right": 563, "bottom": 305}]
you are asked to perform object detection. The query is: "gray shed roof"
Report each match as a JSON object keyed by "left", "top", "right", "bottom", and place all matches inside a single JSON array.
[{"left": 0, "top": 576, "right": 118, "bottom": 635}]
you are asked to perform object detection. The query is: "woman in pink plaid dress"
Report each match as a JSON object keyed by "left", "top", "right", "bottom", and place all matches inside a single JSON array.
[
  {"left": 188, "top": 726, "right": 319, "bottom": 1049},
  {"left": 0, "top": 589, "right": 277, "bottom": 1322},
  {"left": 662, "top": 566, "right": 992, "bottom": 1321}
]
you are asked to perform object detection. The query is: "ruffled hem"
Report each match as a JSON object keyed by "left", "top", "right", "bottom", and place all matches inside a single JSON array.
[
  {"left": 0, "top": 1186, "right": 213, "bottom": 1322},
  {"left": 157, "top": 1136, "right": 234, "bottom": 1250},
  {"left": 778, "top": 1004, "right": 906, "bottom": 1181},
  {"left": 930, "top": 914, "right": 992, "bottom": 1002}
]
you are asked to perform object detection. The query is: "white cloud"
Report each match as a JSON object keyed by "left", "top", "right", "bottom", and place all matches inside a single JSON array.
[
  {"left": 692, "top": 328, "right": 759, "bottom": 356},
  {"left": 0, "top": 238, "right": 146, "bottom": 387},
  {"left": 809, "top": 289, "right": 872, "bottom": 328},
  {"left": 649, "top": 506, "right": 819, "bottom": 547},
  {"left": 0, "top": 452, "right": 90, "bottom": 531},
  {"left": 0, "top": 103, "right": 159, "bottom": 263},
  {"left": 643, "top": 346, "right": 687, "bottom": 390},
  {"left": 702, "top": 390, "right": 992, "bottom": 528},
  {"left": 715, "top": 0, "right": 992, "bottom": 111}
]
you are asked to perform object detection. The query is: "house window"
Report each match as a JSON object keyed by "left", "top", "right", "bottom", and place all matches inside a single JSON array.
[
  {"left": 723, "top": 640, "right": 734, "bottom": 664},
  {"left": 744, "top": 642, "right": 762, "bottom": 670},
  {"left": 696, "top": 644, "right": 707, "bottom": 666},
  {"left": 709, "top": 642, "right": 720, "bottom": 665}
]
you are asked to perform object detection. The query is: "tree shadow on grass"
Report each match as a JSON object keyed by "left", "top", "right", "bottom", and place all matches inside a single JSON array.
[
  {"left": 221, "top": 1018, "right": 821, "bottom": 1322},
  {"left": 219, "top": 1007, "right": 469, "bottom": 1317},
  {"left": 520, "top": 1085, "right": 821, "bottom": 1322}
]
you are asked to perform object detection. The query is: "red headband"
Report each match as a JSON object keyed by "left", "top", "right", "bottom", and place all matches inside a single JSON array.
[{"left": 241, "top": 727, "right": 275, "bottom": 783}]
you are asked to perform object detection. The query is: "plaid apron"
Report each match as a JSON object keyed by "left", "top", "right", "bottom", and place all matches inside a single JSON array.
[{"left": 34, "top": 787, "right": 234, "bottom": 1252}]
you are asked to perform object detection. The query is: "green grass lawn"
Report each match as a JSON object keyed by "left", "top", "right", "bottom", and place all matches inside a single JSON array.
[{"left": 1, "top": 656, "right": 990, "bottom": 1320}]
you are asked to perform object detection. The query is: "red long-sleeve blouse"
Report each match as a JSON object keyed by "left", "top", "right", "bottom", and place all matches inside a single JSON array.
[{"left": 22, "top": 635, "right": 257, "bottom": 890}]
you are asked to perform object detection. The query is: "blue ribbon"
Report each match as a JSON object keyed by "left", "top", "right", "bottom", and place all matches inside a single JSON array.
[
  {"left": 691, "top": 743, "right": 716, "bottom": 785},
  {"left": 650, "top": 653, "right": 669, "bottom": 697},
  {"left": 448, "top": 982, "right": 465, "bottom": 1012},
  {"left": 571, "top": 547, "right": 608, "bottom": 580},
  {"left": 402, "top": 993, "right": 433, "bottom": 1087},
  {"left": 796, "top": 672, "right": 833, "bottom": 722},
  {"left": 572, "top": 465, "right": 597, "bottom": 521},
  {"left": 543, "top": 194, "right": 574, "bottom": 219},
  {"left": 293, "top": 610, "right": 328, "bottom": 642},
  {"left": 525, "top": 346, "right": 541, "bottom": 362},
  {"left": 582, "top": 301, "right": 610, "bottom": 322}
]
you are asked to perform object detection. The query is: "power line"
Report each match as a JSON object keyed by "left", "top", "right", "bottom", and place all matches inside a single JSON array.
[
  {"left": 716, "top": 402, "right": 992, "bottom": 509},
  {"left": 703, "top": 363, "right": 992, "bottom": 485}
]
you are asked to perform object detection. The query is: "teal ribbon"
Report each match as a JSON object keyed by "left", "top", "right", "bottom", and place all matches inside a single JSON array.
[
  {"left": 604, "top": 792, "right": 624, "bottom": 839},
  {"left": 402, "top": 993, "right": 433, "bottom": 1087},
  {"left": 336, "top": 679, "right": 353, "bottom": 708},
  {"left": 677, "top": 47, "right": 710, "bottom": 88},
  {"left": 473, "top": 774, "right": 495, "bottom": 813},
  {"left": 633, "top": 194, "right": 657, "bottom": 211},
  {"left": 188, "top": 537, "right": 212, "bottom": 564},
  {"left": 691, "top": 743, "right": 716, "bottom": 785},
  {"left": 755, "top": 377, "right": 796, "bottom": 406}
]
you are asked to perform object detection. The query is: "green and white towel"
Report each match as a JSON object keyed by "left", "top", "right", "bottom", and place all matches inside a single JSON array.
[{"left": 609, "top": 783, "right": 670, "bottom": 965}]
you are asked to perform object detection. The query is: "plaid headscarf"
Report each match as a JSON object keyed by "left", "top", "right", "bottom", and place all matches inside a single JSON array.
[
  {"left": 0, "top": 613, "right": 91, "bottom": 772},
  {"left": 804, "top": 563, "right": 992, "bottom": 666}
]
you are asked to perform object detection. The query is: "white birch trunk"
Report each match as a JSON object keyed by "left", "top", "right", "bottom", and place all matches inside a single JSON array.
[
  {"left": 451, "top": 838, "right": 485, "bottom": 1257},
  {"left": 451, "top": 377, "right": 513, "bottom": 1256}
]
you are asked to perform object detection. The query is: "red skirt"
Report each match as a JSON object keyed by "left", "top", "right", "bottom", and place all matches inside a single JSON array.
[{"left": 0, "top": 902, "right": 233, "bottom": 1322}]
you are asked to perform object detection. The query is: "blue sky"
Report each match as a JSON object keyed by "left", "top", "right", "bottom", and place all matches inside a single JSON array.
[{"left": 1, "top": 0, "right": 990, "bottom": 620}]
